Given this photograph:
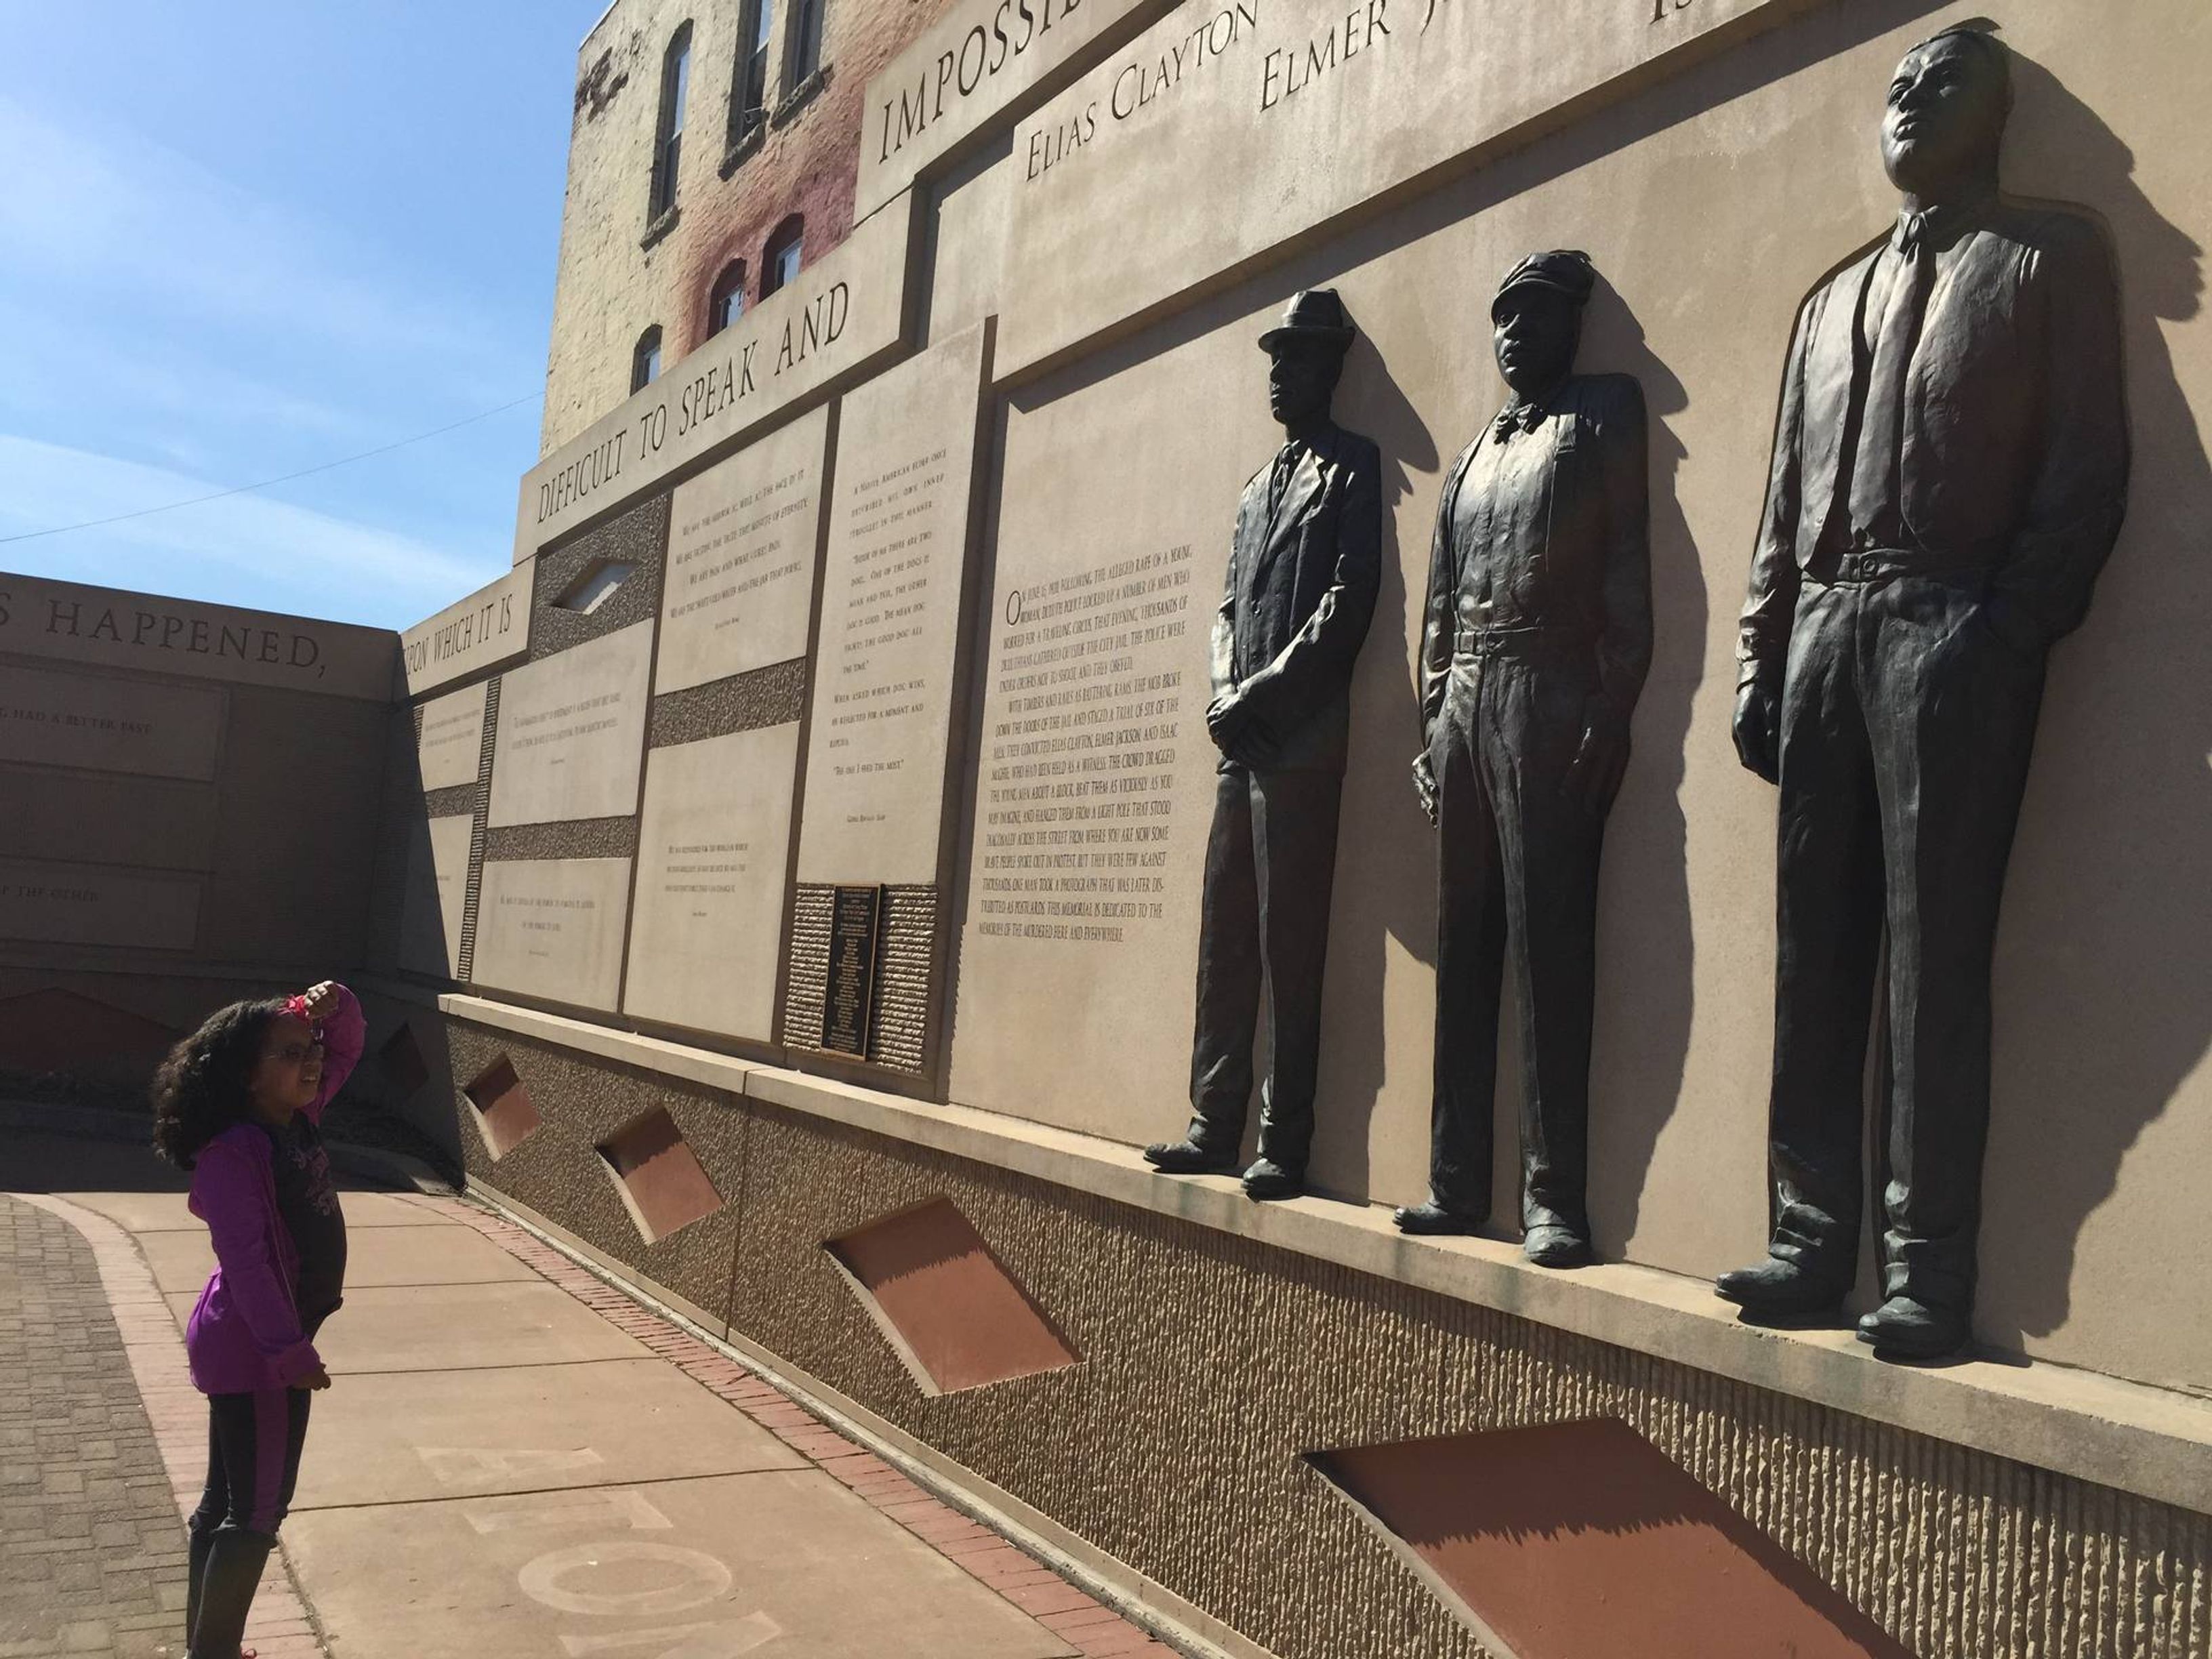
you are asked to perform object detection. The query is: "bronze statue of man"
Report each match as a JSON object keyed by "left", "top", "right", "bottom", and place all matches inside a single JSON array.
[
  {"left": 1719, "top": 26, "right": 2129, "bottom": 1357},
  {"left": 1146, "top": 289, "right": 1381, "bottom": 1201},
  {"left": 1394, "top": 251, "right": 1651, "bottom": 1265}
]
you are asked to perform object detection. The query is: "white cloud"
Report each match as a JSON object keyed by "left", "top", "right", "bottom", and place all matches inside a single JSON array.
[{"left": 0, "top": 436, "right": 501, "bottom": 628}]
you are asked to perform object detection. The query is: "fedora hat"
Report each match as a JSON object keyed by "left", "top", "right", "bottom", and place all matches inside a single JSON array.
[{"left": 1258, "top": 288, "right": 1357, "bottom": 354}]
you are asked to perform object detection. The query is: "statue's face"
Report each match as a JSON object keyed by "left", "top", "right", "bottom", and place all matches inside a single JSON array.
[
  {"left": 1267, "top": 343, "right": 1338, "bottom": 428},
  {"left": 1882, "top": 35, "right": 2007, "bottom": 194},
  {"left": 1492, "top": 289, "right": 1580, "bottom": 397}
]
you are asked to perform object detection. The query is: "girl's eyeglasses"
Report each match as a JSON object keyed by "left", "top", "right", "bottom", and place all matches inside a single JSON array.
[{"left": 262, "top": 1033, "right": 326, "bottom": 1066}]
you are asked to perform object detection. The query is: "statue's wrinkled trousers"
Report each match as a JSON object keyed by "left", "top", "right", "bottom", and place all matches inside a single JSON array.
[
  {"left": 1427, "top": 644, "right": 1605, "bottom": 1227},
  {"left": 1187, "top": 760, "right": 1344, "bottom": 1170},
  {"left": 1767, "top": 572, "right": 2046, "bottom": 1312}
]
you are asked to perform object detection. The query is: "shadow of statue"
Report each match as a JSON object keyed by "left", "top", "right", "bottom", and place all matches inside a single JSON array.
[
  {"left": 1954, "top": 47, "right": 2211, "bottom": 1368},
  {"left": 1576, "top": 282, "right": 1704, "bottom": 1258}
]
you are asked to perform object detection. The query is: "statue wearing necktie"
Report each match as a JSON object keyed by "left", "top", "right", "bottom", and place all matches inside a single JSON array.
[
  {"left": 1719, "top": 26, "right": 2129, "bottom": 1358},
  {"left": 1145, "top": 289, "right": 1381, "bottom": 1201},
  {"left": 1395, "top": 250, "right": 1652, "bottom": 1264}
]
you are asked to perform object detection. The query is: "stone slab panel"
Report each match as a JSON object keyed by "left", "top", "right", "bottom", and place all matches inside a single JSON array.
[
  {"left": 397, "top": 812, "right": 476, "bottom": 980},
  {"left": 0, "top": 766, "right": 219, "bottom": 871},
  {"left": 0, "top": 661, "right": 224, "bottom": 781},
  {"left": 855, "top": 0, "right": 1180, "bottom": 220},
  {"left": 623, "top": 724, "right": 801, "bottom": 1041},
  {"left": 288, "top": 1359, "right": 805, "bottom": 1510},
  {"left": 473, "top": 857, "right": 634, "bottom": 1011},
  {"left": 655, "top": 405, "right": 830, "bottom": 696},
  {"left": 281, "top": 1471, "right": 1073, "bottom": 1659},
  {"left": 797, "top": 322, "right": 991, "bottom": 886},
  {"left": 0, "top": 857, "right": 201, "bottom": 950},
  {"left": 0, "top": 571, "right": 398, "bottom": 701},
  {"left": 514, "top": 198, "right": 916, "bottom": 562},
  {"left": 487, "top": 621, "right": 653, "bottom": 828},
  {"left": 401, "top": 561, "right": 533, "bottom": 696},
  {"left": 138, "top": 1223, "right": 537, "bottom": 1295},
  {"left": 999, "top": 0, "right": 1803, "bottom": 375},
  {"left": 415, "top": 681, "right": 489, "bottom": 792},
  {"left": 163, "top": 1281, "right": 653, "bottom": 1372}
]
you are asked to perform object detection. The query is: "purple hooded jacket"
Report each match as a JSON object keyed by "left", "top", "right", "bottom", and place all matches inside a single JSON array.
[{"left": 182, "top": 985, "right": 365, "bottom": 1395}]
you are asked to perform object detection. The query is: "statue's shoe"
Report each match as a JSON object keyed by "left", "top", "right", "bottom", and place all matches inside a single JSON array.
[
  {"left": 1393, "top": 1201, "right": 1488, "bottom": 1236},
  {"left": 1857, "top": 1294, "right": 1969, "bottom": 1361},
  {"left": 1143, "top": 1139, "right": 1241, "bottom": 1175},
  {"left": 1714, "top": 1257, "right": 1847, "bottom": 1317},
  {"left": 1240, "top": 1158, "right": 1305, "bottom": 1201},
  {"left": 1523, "top": 1223, "right": 1593, "bottom": 1268}
]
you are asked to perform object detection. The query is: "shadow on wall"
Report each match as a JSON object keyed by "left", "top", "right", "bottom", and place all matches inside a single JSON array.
[{"left": 1973, "top": 49, "right": 2209, "bottom": 1356}]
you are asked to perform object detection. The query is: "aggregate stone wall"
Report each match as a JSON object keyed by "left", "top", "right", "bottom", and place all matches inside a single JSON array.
[
  {"left": 446, "top": 1021, "right": 2212, "bottom": 1659},
  {"left": 544, "top": 0, "right": 962, "bottom": 455}
]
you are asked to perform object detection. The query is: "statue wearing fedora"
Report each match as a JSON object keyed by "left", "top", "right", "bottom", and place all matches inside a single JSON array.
[
  {"left": 1145, "top": 289, "right": 1382, "bottom": 1201},
  {"left": 1396, "top": 251, "right": 1651, "bottom": 1265}
]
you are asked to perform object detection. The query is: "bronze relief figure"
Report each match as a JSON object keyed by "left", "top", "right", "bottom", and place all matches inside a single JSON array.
[
  {"left": 1395, "top": 251, "right": 1652, "bottom": 1265},
  {"left": 1718, "top": 26, "right": 2129, "bottom": 1358}
]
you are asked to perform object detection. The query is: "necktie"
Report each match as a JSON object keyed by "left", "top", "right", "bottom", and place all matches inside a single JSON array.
[
  {"left": 1492, "top": 403, "right": 1543, "bottom": 445},
  {"left": 1267, "top": 442, "right": 1302, "bottom": 518},
  {"left": 1847, "top": 212, "right": 1936, "bottom": 535}
]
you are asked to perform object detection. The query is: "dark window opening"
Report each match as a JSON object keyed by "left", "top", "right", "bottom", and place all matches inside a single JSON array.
[
  {"left": 733, "top": 0, "right": 775, "bottom": 138},
  {"left": 632, "top": 325, "right": 663, "bottom": 392},
  {"left": 785, "top": 0, "right": 826, "bottom": 91},
  {"left": 708, "top": 262, "right": 747, "bottom": 335},
  {"left": 762, "top": 216, "right": 803, "bottom": 300},
  {"left": 649, "top": 22, "right": 693, "bottom": 220}
]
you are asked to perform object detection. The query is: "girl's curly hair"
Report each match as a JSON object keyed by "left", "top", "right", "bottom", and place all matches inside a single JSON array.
[{"left": 150, "top": 998, "right": 287, "bottom": 1169}]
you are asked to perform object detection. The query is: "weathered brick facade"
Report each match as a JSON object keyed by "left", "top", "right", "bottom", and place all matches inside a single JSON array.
[{"left": 543, "top": 0, "right": 956, "bottom": 454}]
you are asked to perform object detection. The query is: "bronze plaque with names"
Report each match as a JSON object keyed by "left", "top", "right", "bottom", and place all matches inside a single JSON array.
[{"left": 823, "top": 886, "right": 884, "bottom": 1056}]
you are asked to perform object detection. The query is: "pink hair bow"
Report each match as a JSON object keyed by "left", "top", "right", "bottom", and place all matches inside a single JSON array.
[{"left": 282, "top": 994, "right": 312, "bottom": 1019}]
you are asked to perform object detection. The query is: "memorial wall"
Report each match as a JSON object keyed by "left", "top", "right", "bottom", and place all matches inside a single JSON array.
[{"left": 377, "top": 2, "right": 2212, "bottom": 1654}]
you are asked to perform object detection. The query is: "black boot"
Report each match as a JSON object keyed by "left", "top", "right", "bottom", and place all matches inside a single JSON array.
[
  {"left": 188, "top": 1525, "right": 276, "bottom": 1659},
  {"left": 1144, "top": 1139, "right": 1241, "bottom": 1175},
  {"left": 1714, "top": 1256, "right": 1847, "bottom": 1319},
  {"left": 1857, "top": 1294, "right": 1970, "bottom": 1361},
  {"left": 1393, "top": 1201, "right": 1488, "bottom": 1236}
]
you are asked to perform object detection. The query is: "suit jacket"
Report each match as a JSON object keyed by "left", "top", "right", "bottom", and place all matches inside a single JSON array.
[
  {"left": 1210, "top": 421, "right": 1382, "bottom": 774},
  {"left": 1740, "top": 199, "right": 2129, "bottom": 676},
  {"left": 1418, "top": 373, "right": 1652, "bottom": 745}
]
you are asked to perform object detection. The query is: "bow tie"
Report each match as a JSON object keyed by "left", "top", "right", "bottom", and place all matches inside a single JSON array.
[{"left": 1492, "top": 403, "right": 1545, "bottom": 443}]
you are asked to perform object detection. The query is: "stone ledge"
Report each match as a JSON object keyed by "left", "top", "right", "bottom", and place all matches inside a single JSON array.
[{"left": 436, "top": 992, "right": 2212, "bottom": 1517}]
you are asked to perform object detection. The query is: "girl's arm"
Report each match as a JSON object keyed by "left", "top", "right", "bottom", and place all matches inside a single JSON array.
[
  {"left": 191, "top": 1137, "right": 324, "bottom": 1386},
  {"left": 301, "top": 982, "right": 365, "bottom": 1126}
]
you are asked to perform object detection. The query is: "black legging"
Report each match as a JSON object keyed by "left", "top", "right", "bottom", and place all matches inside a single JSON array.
[{"left": 187, "top": 1388, "right": 312, "bottom": 1658}]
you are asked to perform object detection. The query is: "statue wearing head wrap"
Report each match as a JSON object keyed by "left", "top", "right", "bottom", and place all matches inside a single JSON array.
[{"left": 1396, "top": 249, "right": 1652, "bottom": 1266}]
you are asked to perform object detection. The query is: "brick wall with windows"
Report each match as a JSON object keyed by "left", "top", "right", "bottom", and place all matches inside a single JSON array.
[{"left": 541, "top": 0, "right": 955, "bottom": 455}]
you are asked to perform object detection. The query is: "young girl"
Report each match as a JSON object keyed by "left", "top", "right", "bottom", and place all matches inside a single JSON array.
[{"left": 151, "top": 980, "right": 363, "bottom": 1659}]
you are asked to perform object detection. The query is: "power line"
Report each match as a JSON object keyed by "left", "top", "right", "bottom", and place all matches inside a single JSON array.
[{"left": 0, "top": 392, "right": 543, "bottom": 547}]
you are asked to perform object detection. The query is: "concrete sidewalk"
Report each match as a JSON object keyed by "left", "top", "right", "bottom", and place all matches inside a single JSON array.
[{"left": 5, "top": 1132, "right": 1187, "bottom": 1659}]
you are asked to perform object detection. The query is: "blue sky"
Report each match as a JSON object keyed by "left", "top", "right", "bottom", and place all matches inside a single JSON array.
[{"left": 0, "top": 2, "right": 609, "bottom": 632}]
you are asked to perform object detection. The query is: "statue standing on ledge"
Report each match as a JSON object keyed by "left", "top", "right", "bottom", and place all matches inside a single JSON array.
[
  {"left": 1146, "top": 289, "right": 1381, "bottom": 1202},
  {"left": 1395, "top": 251, "right": 1652, "bottom": 1265},
  {"left": 1718, "top": 26, "right": 2129, "bottom": 1359}
]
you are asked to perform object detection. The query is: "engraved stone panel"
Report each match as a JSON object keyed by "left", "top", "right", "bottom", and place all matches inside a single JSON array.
[
  {"left": 796, "top": 323, "right": 990, "bottom": 886},
  {"left": 0, "top": 573, "right": 396, "bottom": 701},
  {"left": 654, "top": 405, "right": 830, "bottom": 696},
  {"left": 0, "top": 858, "right": 200, "bottom": 950},
  {"left": 514, "top": 199, "right": 914, "bottom": 562},
  {"left": 1000, "top": 0, "right": 1797, "bottom": 375},
  {"left": 471, "top": 857, "right": 633, "bottom": 1010},
  {"left": 397, "top": 813, "right": 476, "bottom": 979},
  {"left": 414, "top": 682, "right": 488, "bottom": 793},
  {"left": 621, "top": 722, "right": 801, "bottom": 1042},
  {"left": 0, "top": 662, "right": 224, "bottom": 781},
  {"left": 487, "top": 621, "right": 653, "bottom": 828},
  {"left": 854, "top": 0, "right": 1179, "bottom": 220},
  {"left": 398, "top": 562, "right": 533, "bottom": 696}
]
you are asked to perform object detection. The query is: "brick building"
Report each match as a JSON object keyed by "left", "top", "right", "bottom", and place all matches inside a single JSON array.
[{"left": 543, "top": 0, "right": 955, "bottom": 453}]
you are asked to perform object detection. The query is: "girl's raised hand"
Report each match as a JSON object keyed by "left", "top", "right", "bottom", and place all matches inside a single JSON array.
[{"left": 298, "top": 982, "right": 342, "bottom": 1023}]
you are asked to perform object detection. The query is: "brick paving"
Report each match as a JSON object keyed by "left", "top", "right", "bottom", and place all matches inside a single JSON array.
[{"left": 0, "top": 1195, "right": 188, "bottom": 1659}]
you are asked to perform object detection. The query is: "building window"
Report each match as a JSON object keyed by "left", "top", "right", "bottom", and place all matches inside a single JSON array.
[
  {"left": 708, "top": 262, "right": 747, "bottom": 335},
  {"left": 785, "top": 0, "right": 826, "bottom": 91},
  {"left": 649, "top": 22, "right": 693, "bottom": 222},
  {"left": 732, "top": 0, "right": 774, "bottom": 138},
  {"left": 762, "top": 217, "right": 803, "bottom": 300},
  {"left": 632, "top": 325, "right": 663, "bottom": 393}
]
